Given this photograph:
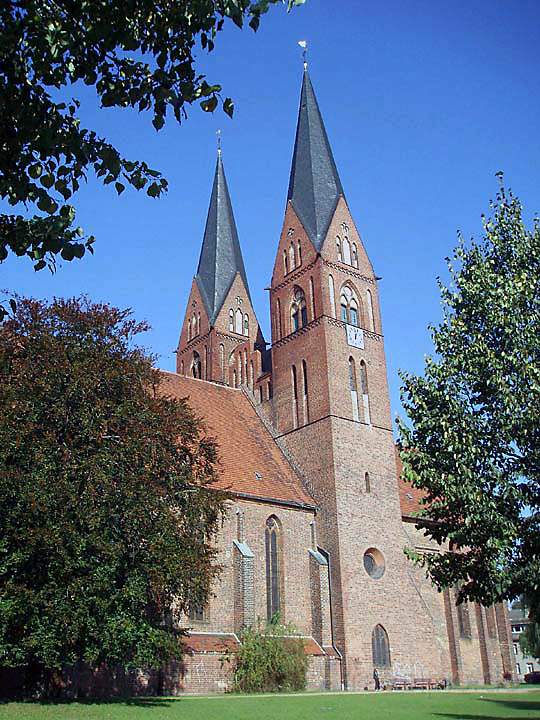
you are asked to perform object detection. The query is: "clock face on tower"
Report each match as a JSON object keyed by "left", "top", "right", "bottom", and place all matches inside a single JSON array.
[{"left": 346, "top": 324, "right": 365, "bottom": 350}]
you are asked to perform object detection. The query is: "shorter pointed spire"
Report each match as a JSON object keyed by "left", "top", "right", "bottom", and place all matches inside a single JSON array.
[
  {"left": 287, "top": 70, "right": 345, "bottom": 251},
  {"left": 195, "top": 154, "right": 251, "bottom": 325}
]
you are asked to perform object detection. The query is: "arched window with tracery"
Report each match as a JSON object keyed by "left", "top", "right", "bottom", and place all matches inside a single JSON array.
[
  {"left": 219, "top": 344, "right": 225, "bottom": 383},
  {"left": 265, "top": 516, "right": 283, "bottom": 621},
  {"left": 348, "top": 357, "right": 359, "bottom": 422},
  {"left": 291, "top": 286, "right": 308, "bottom": 333},
  {"left": 372, "top": 625, "right": 391, "bottom": 667},
  {"left": 244, "top": 314, "right": 249, "bottom": 337},
  {"left": 292, "top": 364, "right": 299, "bottom": 428},
  {"left": 302, "top": 359, "right": 309, "bottom": 425},
  {"left": 229, "top": 308, "right": 234, "bottom": 332},
  {"left": 360, "top": 360, "right": 371, "bottom": 424},
  {"left": 191, "top": 351, "right": 202, "bottom": 379},
  {"left": 340, "top": 285, "right": 361, "bottom": 327},
  {"left": 366, "top": 289, "right": 375, "bottom": 332},
  {"left": 329, "top": 274, "right": 336, "bottom": 318},
  {"left": 235, "top": 308, "right": 243, "bottom": 335}
]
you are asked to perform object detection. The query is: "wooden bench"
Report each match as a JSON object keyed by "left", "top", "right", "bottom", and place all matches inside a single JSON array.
[
  {"left": 412, "top": 677, "right": 435, "bottom": 690},
  {"left": 391, "top": 677, "right": 412, "bottom": 690}
]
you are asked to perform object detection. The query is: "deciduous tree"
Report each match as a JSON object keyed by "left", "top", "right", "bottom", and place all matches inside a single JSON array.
[
  {"left": 0, "top": 296, "right": 225, "bottom": 693},
  {"left": 398, "top": 182, "right": 540, "bottom": 612}
]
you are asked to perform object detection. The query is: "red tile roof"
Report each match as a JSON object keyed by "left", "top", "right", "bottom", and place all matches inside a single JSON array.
[
  {"left": 182, "top": 633, "right": 240, "bottom": 654},
  {"left": 159, "top": 372, "right": 314, "bottom": 509},
  {"left": 395, "top": 447, "right": 428, "bottom": 517}
]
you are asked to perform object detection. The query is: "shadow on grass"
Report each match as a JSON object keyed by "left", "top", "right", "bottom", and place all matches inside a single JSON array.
[
  {"left": 0, "top": 697, "right": 187, "bottom": 709},
  {"left": 435, "top": 695, "right": 540, "bottom": 719}
]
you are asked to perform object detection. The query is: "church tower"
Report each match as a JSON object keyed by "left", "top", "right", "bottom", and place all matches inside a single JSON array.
[
  {"left": 177, "top": 152, "right": 266, "bottom": 386},
  {"left": 269, "top": 69, "right": 447, "bottom": 689}
]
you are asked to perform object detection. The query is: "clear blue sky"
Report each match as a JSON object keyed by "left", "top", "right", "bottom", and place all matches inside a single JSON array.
[{"left": 3, "top": 0, "right": 539, "bottom": 426}]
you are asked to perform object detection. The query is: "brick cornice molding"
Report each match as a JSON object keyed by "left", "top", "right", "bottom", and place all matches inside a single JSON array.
[{"left": 271, "top": 315, "right": 383, "bottom": 349}]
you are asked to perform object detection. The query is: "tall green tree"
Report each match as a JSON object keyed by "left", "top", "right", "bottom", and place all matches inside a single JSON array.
[
  {"left": 398, "top": 182, "right": 540, "bottom": 612},
  {"left": 0, "top": 296, "right": 225, "bottom": 693},
  {"left": 0, "top": 0, "right": 304, "bottom": 278}
]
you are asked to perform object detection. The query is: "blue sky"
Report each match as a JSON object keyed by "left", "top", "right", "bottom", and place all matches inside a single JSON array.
[{"left": 3, "top": 0, "right": 539, "bottom": 427}]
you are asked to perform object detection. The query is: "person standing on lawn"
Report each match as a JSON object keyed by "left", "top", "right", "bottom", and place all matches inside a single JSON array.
[{"left": 373, "top": 667, "right": 380, "bottom": 691}]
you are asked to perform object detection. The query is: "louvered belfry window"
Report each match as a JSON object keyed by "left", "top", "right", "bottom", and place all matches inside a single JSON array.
[{"left": 265, "top": 516, "right": 282, "bottom": 621}]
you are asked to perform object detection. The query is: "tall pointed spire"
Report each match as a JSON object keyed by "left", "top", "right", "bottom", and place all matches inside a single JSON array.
[
  {"left": 287, "top": 69, "right": 345, "bottom": 251},
  {"left": 195, "top": 153, "right": 250, "bottom": 325}
]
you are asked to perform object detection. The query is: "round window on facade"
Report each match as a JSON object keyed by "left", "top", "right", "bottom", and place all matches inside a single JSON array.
[{"left": 363, "top": 548, "right": 385, "bottom": 579}]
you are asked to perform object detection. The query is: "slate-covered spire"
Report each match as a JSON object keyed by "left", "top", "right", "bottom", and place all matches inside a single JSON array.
[
  {"left": 287, "top": 69, "right": 345, "bottom": 251},
  {"left": 195, "top": 153, "right": 251, "bottom": 325}
]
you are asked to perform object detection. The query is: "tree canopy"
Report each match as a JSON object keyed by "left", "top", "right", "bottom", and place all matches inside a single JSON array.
[
  {"left": 0, "top": 0, "right": 304, "bottom": 278},
  {"left": 0, "top": 296, "right": 225, "bottom": 692},
  {"left": 398, "top": 182, "right": 540, "bottom": 611}
]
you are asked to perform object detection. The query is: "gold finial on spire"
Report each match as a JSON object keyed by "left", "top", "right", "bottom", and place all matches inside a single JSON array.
[
  {"left": 216, "top": 128, "right": 222, "bottom": 157},
  {"left": 298, "top": 40, "right": 308, "bottom": 70}
]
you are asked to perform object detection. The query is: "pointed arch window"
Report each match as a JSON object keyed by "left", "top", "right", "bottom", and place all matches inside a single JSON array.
[
  {"left": 291, "top": 286, "right": 307, "bottom": 333},
  {"left": 360, "top": 360, "right": 371, "bottom": 424},
  {"left": 372, "top": 625, "right": 391, "bottom": 667},
  {"left": 328, "top": 275, "right": 336, "bottom": 318},
  {"left": 289, "top": 242, "right": 296, "bottom": 271},
  {"left": 197, "top": 313, "right": 201, "bottom": 335},
  {"left": 292, "top": 364, "right": 299, "bottom": 428},
  {"left": 342, "top": 236, "right": 351, "bottom": 265},
  {"left": 366, "top": 289, "right": 375, "bottom": 332},
  {"left": 229, "top": 309, "right": 234, "bottom": 332},
  {"left": 348, "top": 357, "right": 359, "bottom": 422},
  {"left": 351, "top": 243, "right": 359, "bottom": 269},
  {"left": 297, "top": 239, "right": 302, "bottom": 266},
  {"left": 244, "top": 349, "right": 248, "bottom": 386},
  {"left": 237, "top": 353, "right": 243, "bottom": 385},
  {"left": 265, "top": 516, "right": 282, "bottom": 621},
  {"left": 235, "top": 308, "right": 243, "bottom": 335},
  {"left": 336, "top": 237, "right": 342, "bottom": 262},
  {"left": 276, "top": 299, "right": 282, "bottom": 341},
  {"left": 244, "top": 314, "right": 249, "bottom": 337},
  {"left": 340, "top": 285, "right": 362, "bottom": 327},
  {"left": 302, "top": 359, "right": 309, "bottom": 425},
  {"left": 219, "top": 344, "right": 225, "bottom": 383},
  {"left": 187, "top": 319, "right": 192, "bottom": 341},
  {"left": 191, "top": 351, "right": 202, "bottom": 379},
  {"left": 283, "top": 250, "right": 289, "bottom": 275},
  {"left": 233, "top": 369, "right": 238, "bottom": 388}
]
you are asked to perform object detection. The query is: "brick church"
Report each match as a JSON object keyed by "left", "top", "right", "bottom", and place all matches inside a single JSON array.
[{"left": 160, "top": 68, "right": 514, "bottom": 693}]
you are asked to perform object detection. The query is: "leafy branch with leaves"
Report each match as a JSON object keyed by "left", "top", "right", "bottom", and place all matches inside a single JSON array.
[{"left": 0, "top": 0, "right": 305, "bottom": 279}]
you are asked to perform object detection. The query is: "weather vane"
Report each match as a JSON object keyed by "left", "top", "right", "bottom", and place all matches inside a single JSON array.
[
  {"left": 298, "top": 40, "right": 308, "bottom": 70},
  {"left": 216, "top": 128, "right": 222, "bottom": 156}
]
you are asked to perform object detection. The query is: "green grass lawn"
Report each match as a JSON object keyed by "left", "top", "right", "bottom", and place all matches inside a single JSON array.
[{"left": 1, "top": 690, "right": 540, "bottom": 720}]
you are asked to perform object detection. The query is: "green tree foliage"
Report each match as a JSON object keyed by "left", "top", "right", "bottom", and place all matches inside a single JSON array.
[
  {"left": 225, "top": 618, "right": 308, "bottom": 693},
  {"left": 398, "top": 182, "right": 540, "bottom": 611},
  {"left": 0, "top": 296, "right": 226, "bottom": 692},
  {"left": 0, "top": 0, "right": 304, "bottom": 279},
  {"left": 518, "top": 598, "right": 540, "bottom": 661}
]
